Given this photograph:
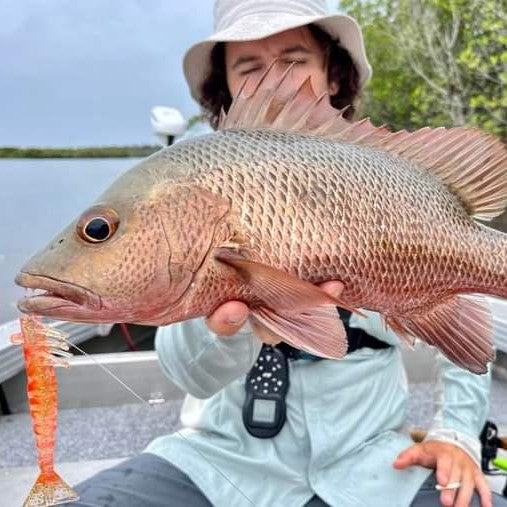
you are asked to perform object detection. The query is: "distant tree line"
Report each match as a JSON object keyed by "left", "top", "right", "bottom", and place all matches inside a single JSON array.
[{"left": 0, "top": 145, "right": 161, "bottom": 159}]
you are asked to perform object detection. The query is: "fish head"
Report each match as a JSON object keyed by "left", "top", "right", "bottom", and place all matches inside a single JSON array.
[{"left": 15, "top": 155, "right": 231, "bottom": 325}]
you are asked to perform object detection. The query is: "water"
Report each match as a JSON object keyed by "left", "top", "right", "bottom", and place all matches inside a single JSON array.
[{"left": 0, "top": 158, "right": 142, "bottom": 324}]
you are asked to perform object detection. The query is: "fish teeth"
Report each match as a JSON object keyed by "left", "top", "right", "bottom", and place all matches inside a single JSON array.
[{"left": 25, "top": 288, "right": 47, "bottom": 297}]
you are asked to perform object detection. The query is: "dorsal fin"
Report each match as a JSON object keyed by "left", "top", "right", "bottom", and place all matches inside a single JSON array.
[{"left": 219, "top": 60, "right": 507, "bottom": 221}]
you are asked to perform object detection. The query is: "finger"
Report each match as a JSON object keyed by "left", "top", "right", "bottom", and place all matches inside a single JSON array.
[
  {"left": 473, "top": 469, "right": 492, "bottom": 507},
  {"left": 439, "top": 461, "right": 462, "bottom": 507},
  {"left": 206, "top": 301, "right": 249, "bottom": 337},
  {"left": 393, "top": 445, "right": 423, "bottom": 469},
  {"left": 249, "top": 317, "right": 282, "bottom": 345},
  {"left": 318, "top": 280, "right": 345, "bottom": 298},
  {"left": 435, "top": 452, "right": 453, "bottom": 488},
  {"left": 394, "top": 443, "right": 438, "bottom": 469},
  {"left": 454, "top": 468, "right": 474, "bottom": 507}
]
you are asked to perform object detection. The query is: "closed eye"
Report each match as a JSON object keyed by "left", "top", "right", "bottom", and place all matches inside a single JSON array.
[
  {"left": 239, "top": 66, "right": 263, "bottom": 76},
  {"left": 239, "top": 59, "right": 306, "bottom": 76},
  {"left": 282, "top": 59, "right": 307, "bottom": 65}
]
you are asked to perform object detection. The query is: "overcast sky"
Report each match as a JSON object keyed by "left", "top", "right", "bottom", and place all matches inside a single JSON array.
[
  {"left": 0, "top": 0, "right": 337, "bottom": 146},
  {"left": 0, "top": 0, "right": 213, "bottom": 147},
  {"left": 0, "top": 1, "right": 341, "bottom": 147}
]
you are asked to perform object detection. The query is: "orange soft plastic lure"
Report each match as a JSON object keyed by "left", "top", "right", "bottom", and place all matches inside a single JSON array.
[{"left": 11, "top": 315, "right": 79, "bottom": 506}]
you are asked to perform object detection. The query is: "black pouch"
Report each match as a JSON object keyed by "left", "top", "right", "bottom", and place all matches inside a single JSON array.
[{"left": 242, "top": 344, "right": 289, "bottom": 438}]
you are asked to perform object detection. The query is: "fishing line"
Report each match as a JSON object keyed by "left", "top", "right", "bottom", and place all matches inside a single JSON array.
[
  {"left": 66, "top": 341, "right": 255, "bottom": 505},
  {"left": 68, "top": 342, "right": 147, "bottom": 405}
]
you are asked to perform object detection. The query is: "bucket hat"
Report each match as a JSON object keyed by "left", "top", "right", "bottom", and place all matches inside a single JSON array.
[{"left": 183, "top": 0, "right": 372, "bottom": 103}]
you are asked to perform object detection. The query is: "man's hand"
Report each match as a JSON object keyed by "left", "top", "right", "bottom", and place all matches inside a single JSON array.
[
  {"left": 393, "top": 440, "right": 492, "bottom": 507},
  {"left": 205, "top": 301, "right": 250, "bottom": 337},
  {"left": 205, "top": 280, "right": 344, "bottom": 342}
]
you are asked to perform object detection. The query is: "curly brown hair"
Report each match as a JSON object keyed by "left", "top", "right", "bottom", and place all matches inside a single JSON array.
[{"left": 200, "top": 24, "right": 361, "bottom": 129}]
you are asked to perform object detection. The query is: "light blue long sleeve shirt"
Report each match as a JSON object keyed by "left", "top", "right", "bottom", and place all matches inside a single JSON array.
[
  {"left": 146, "top": 312, "right": 491, "bottom": 507},
  {"left": 146, "top": 121, "right": 491, "bottom": 505}
]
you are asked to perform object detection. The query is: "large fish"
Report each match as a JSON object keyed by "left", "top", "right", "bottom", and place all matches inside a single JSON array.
[{"left": 16, "top": 63, "right": 507, "bottom": 374}]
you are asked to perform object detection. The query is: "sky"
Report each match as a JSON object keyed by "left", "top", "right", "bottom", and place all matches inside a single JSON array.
[
  {"left": 0, "top": 0, "right": 213, "bottom": 147},
  {"left": 0, "top": 1, "right": 341, "bottom": 147}
]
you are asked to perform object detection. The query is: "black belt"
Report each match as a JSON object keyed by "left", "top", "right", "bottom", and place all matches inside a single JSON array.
[
  {"left": 243, "top": 308, "right": 392, "bottom": 438},
  {"left": 339, "top": 308, "right": 392, "bottom": 353}
]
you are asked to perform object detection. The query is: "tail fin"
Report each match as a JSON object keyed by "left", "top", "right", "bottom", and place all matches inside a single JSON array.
[{"left": 23, "top": 470, "right": 79, "bottom": 507}]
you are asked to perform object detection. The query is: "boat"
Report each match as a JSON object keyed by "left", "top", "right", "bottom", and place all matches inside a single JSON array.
[{"left": 150, "top": 106, "right": 187, "bottom": 146}]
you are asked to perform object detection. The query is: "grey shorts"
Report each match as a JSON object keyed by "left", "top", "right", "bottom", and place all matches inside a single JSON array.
[{"left": 69, "top": 452, "right": 507, "bottom": 507}]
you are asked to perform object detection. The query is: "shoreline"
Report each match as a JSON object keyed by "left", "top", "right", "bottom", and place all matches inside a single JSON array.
[{"left": 0, "top": 146, "right": 161, "bottom": 159}]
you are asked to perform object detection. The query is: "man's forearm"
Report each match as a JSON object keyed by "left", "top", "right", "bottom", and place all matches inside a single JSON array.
[{"left": 155, "top": 318, "right": 262, "bottom": 399}]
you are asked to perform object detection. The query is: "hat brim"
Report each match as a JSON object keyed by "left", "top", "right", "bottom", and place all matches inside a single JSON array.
[{"left": 183, "top": 13, "right": 371, "bottom": 104}]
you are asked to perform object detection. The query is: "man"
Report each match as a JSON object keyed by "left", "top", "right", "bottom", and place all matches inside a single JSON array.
[{"left": 73, "top": 1, "right": 504, "bottom": 506}]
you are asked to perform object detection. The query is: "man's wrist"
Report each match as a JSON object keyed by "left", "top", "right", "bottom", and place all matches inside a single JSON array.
[{"left": 424, "top": 428, "right": 482, "bottom": 467}]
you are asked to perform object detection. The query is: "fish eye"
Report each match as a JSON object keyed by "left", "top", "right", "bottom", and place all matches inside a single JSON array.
[
  {"left": 85, "top": 218, "right": 110, "bottom": 241},
  {"left": 76, "top": 206, "right": 120, "bottom": 243}
]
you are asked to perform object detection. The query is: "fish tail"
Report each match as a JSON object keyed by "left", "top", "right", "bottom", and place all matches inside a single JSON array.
[{"left": 23, "top": 470, "right": 79, "bottom": 507}]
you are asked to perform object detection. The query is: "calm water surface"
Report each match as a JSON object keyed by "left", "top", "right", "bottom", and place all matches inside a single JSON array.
[{"left": 0, "top": 158, "right": 142, "bottom": 323}]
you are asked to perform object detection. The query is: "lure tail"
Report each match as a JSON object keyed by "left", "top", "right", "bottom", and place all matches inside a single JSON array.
[{"left": 23, "top": 470, "right": 79, "bottom": 507}]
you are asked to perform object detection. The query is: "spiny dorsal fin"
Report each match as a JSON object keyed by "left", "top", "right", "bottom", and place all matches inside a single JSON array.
[{"left": 219, "top": 60, "right": 507, "bottom": 221}]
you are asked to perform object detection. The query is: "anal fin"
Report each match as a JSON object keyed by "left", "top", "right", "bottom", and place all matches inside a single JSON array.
[{"left": 385, "top": 294, "right": 495, "bottom": 374}]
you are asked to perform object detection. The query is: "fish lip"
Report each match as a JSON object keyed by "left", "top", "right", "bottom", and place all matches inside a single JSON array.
[{"left": 15, "top": 272, "right": 102, "bottom": 312}]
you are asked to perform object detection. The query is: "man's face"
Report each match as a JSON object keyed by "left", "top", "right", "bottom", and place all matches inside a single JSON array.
[{"left": 225, "top": 26, "right": 338, "bottom": 99}]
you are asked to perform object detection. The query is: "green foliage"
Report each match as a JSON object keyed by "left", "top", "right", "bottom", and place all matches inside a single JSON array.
[
  {"left": 187, "top": 114, "right": 206, "bottom": 129},
  {"left": 340, "top": 0, "right": 507, "bottom": 140},
  {"left": 0, "top": 145, "right": 161, "bottom": 159}
]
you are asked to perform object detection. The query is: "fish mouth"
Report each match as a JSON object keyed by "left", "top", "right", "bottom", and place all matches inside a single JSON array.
[{"left": 15, "top": 272, "right": 102, "bottom": 314}]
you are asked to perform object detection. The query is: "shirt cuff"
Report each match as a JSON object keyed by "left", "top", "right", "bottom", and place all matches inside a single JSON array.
[{"left": 424, "top": 428, "right": 482, "bottom": 467}]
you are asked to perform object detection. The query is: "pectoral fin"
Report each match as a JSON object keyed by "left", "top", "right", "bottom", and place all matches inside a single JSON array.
[
  {"left": 214, "top": 248, "right": 354, "bottom": 359},
  {"left": 385, "top": 294, "right": 495, "bottom": 374}
]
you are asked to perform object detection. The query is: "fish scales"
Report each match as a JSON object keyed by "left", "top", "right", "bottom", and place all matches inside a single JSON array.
[{"left": 148, "top": 128, "right": 505, "bottom": 315}]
